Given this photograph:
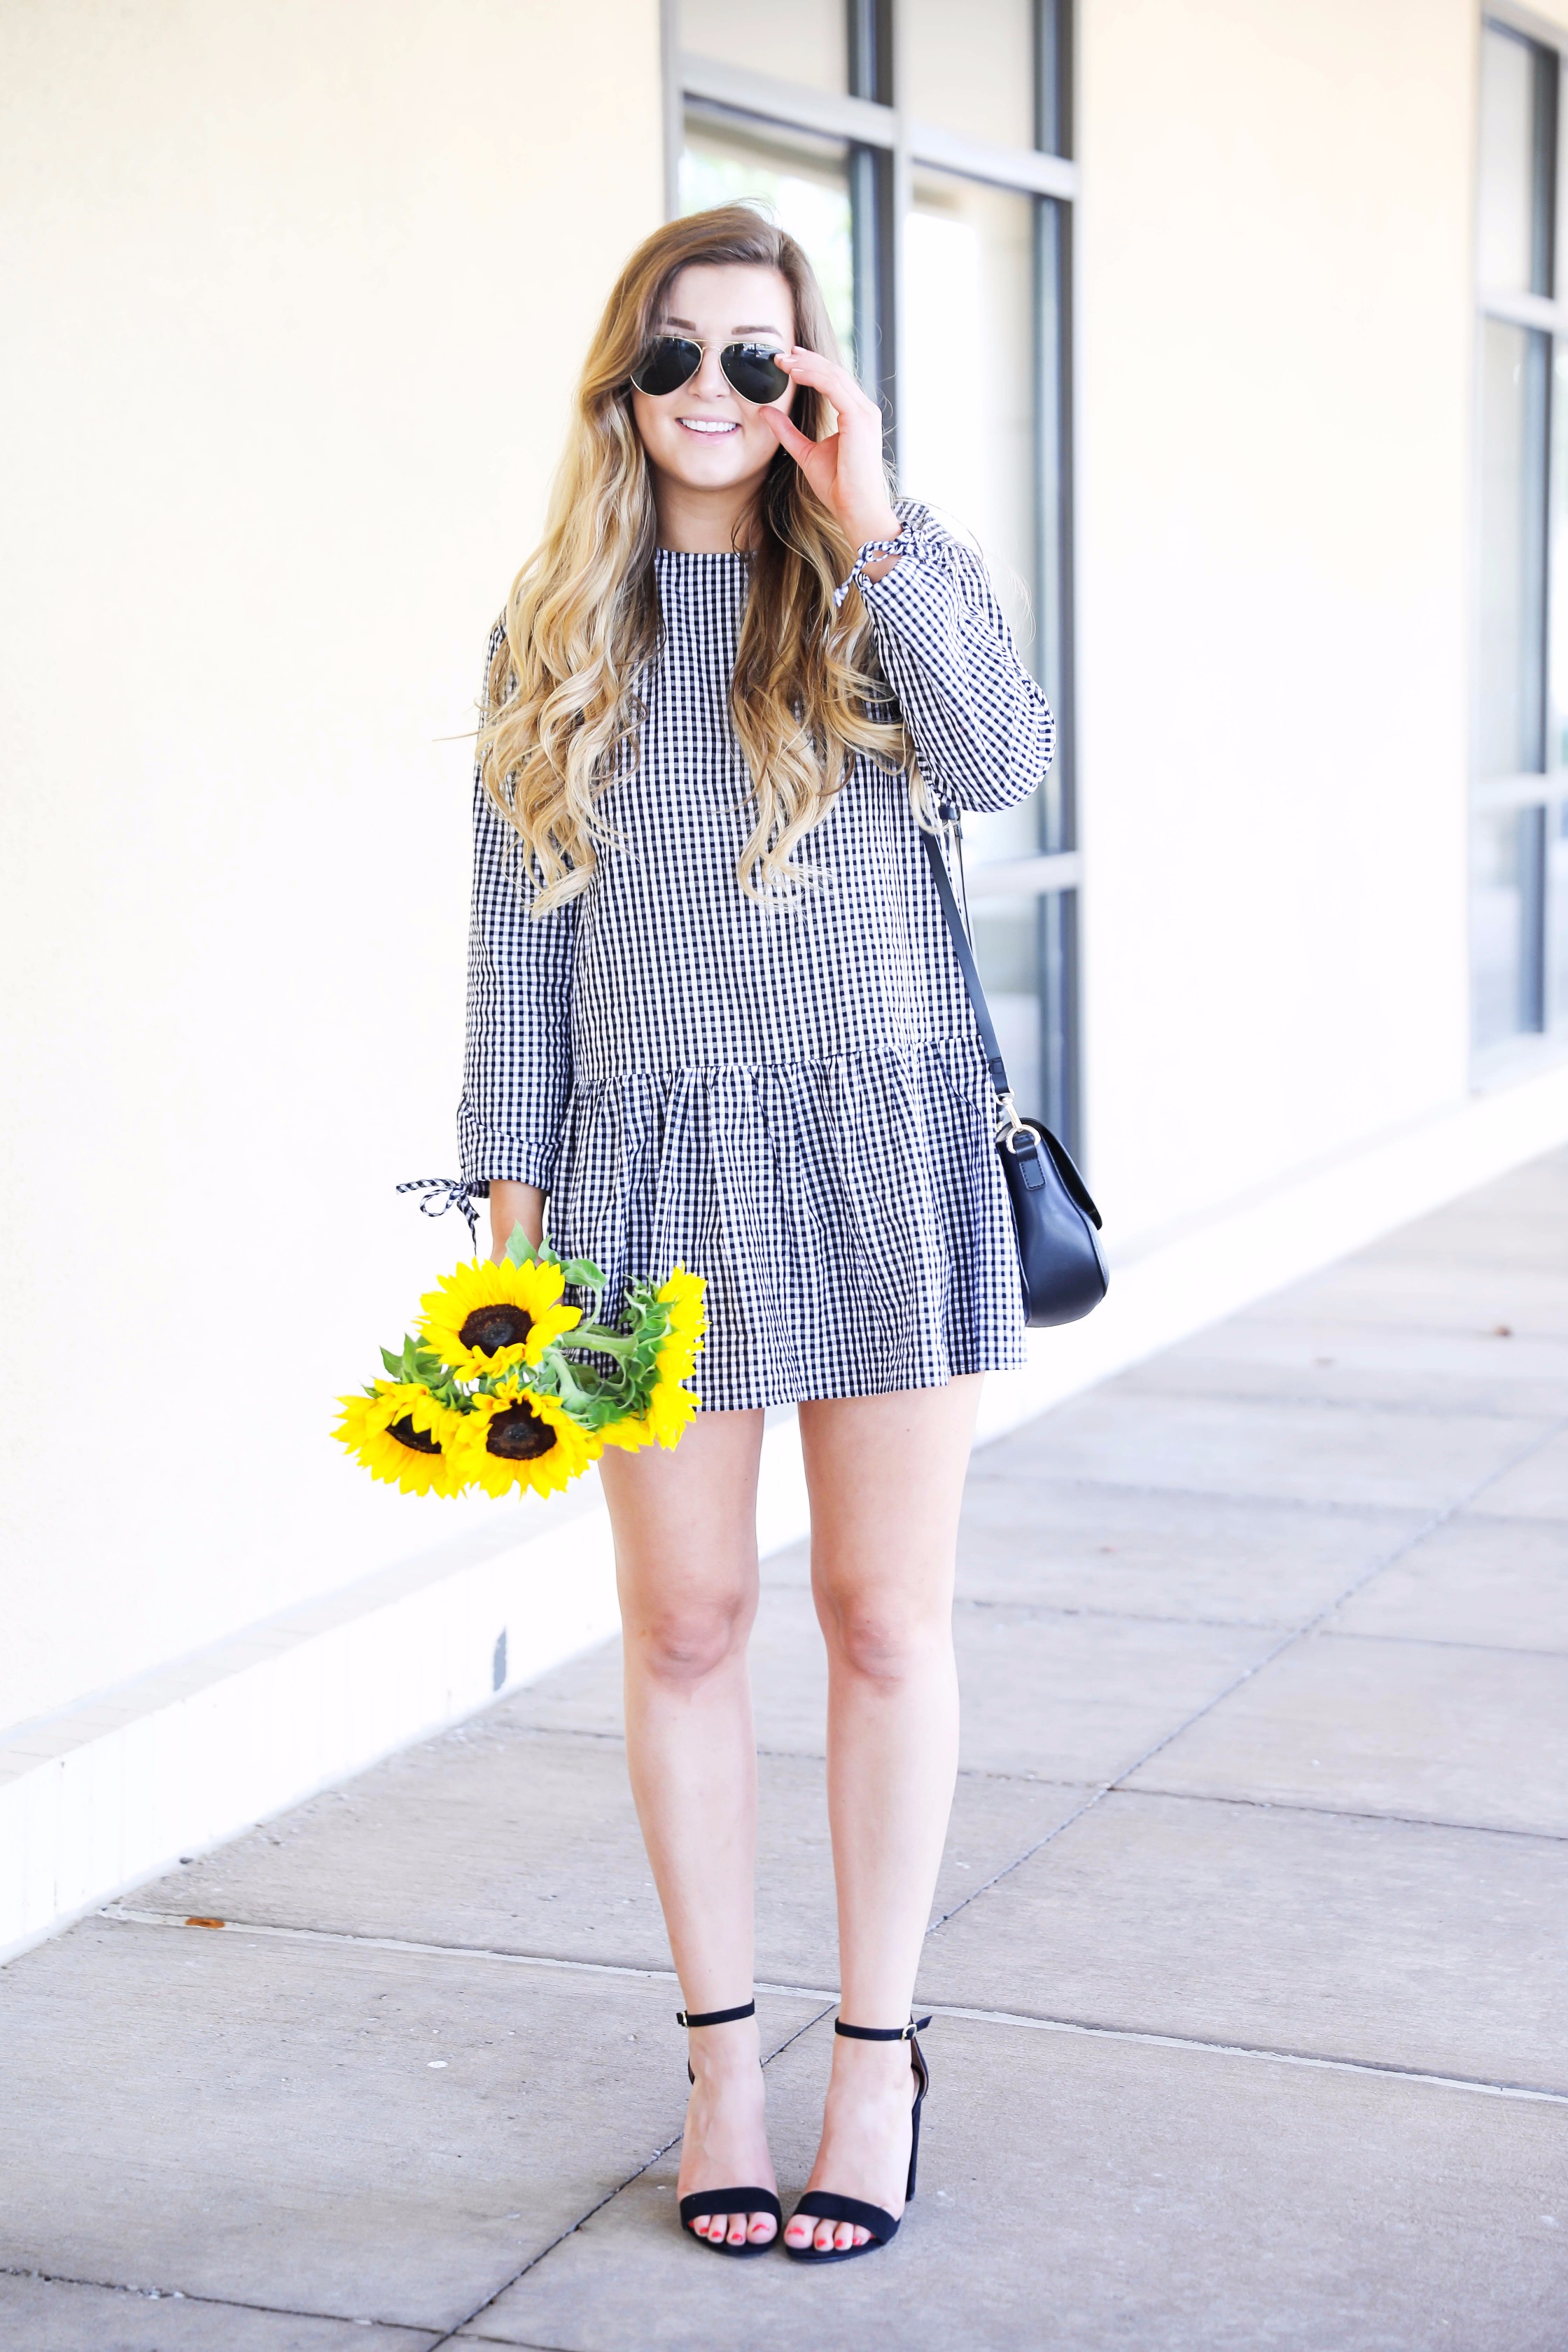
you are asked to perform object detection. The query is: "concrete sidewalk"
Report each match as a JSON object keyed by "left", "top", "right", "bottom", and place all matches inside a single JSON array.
[{"left": 2, "top": 1152, "right": 1567, "bottom": 2351}]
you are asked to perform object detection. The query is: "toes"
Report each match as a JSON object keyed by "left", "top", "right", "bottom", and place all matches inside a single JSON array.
[
  {"left": 785, "top": 2217, "right": 811, "bottom": 2248},
  {"left": 690, "top": 2208, "right": 779, "bottom": 2246},
  {"left": 815, "top": 2220, "right": 837, "bottom": 2250},
  {"left": 853, "top": 2226, "right": 870, "bottom": 2246},
  {"left": 834, "top": 2220, "right": 856, "bottom": 2250}
]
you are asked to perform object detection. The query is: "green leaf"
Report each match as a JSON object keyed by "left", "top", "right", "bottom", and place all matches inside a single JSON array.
[
  {"left": 562, "top": 1257, "right": 606, "bottom": 1287},
  {"left": 504, "top": 1226, "right": 538, "bottom": 1266}
]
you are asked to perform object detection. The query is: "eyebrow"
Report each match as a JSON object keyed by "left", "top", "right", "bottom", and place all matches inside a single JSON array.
[{"left": 659, "top": 314, "right": 788, "bottom": 337}]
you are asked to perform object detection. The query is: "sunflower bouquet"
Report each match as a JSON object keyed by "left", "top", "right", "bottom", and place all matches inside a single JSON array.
[{"left": 334, "top": 1230, "right": 706, "bottom": 1502}]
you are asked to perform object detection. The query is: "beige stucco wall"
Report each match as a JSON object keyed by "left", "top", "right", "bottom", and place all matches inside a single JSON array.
[
  {"left": 1074, "top": 0, "right": 1480, "bottom": 1245},
  {"left": 0, "top": 2, "right": 663, "bottom": 1728}
]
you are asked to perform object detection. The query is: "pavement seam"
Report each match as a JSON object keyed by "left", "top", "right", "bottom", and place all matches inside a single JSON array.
[
  {"left": 1099, "top": 1382, "right": 1560, "bottom": 1425},
  {"left": 911, "top": 2005, "right": 1568, "bottom": 2103},
  {"left": 274, "top": 1724, "right": 1098, "bottom": 1795},
  {"left": 980, "top": 1473, "right": 1550, "bottom": 1513},
  {"left": 961, "top": 1471, "right": 1499, "bottom": 1516},
  {"left": 459, "top": 2337, "right": 572, "bottom": 2350},
  {"left": 924, "top": 1405, "right": 1568, "bottom": 1940},
  {"left": 97, "top": 1907, "right": 1568, "bottom": 2102},
  {"left": 953, "top": 1595, "right": 1304, "bottom": 1629},
  {"left": 0, "top": 2259, "right": 438, "bottom": 2339},
  {"left": 1303, "top": 1626, "right": 1568, "bottom": 1660},
  {"left": 1082, "top": 1784, "right": 1568, "bottom": 1842},
  {"left": 99, "top": 1906, "right": 719, "bottom": 1986}
]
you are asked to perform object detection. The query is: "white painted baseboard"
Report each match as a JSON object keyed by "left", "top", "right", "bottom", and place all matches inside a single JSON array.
[{"left": 4, "top": 1059, "right": 1566, "bottom": 1966}]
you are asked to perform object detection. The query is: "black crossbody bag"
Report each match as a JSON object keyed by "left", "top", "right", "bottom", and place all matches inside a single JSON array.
[{"left": 920, "top": 812, "right": 1109, "bottom": 1328}]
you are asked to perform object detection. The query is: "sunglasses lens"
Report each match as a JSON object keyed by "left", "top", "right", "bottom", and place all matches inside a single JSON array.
[
  {"left": 721, "top": 342, "right": 790, "bottom": 403},
  {"left": 631, "top": 337, "right": 702, "bottom": 396}
]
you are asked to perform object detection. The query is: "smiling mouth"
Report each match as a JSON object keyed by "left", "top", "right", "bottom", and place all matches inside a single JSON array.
[{"left": 677, "top": 418, "right": 740, "bottom": 435}]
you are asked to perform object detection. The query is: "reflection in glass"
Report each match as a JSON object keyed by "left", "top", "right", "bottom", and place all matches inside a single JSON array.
[
  {"left": 679, "top": 115, "right": 855, "bottom": 358},
  {"left": 1472, "top": 807, "right": 1548, "bottom": 1044},
  {"left": 971, "top": 898, "right": 1042, "bottom": 1112},
  {"left": 902, "top": 171, "right": 1038, "bottom": 862},
  {"left": 1478, "top": 26, "right": 1548, "bottom": 296},
  {"left": 1551, "top": 804, "right": 1568, "bottom": 1026},
  {"left": 679, "top": 0, "right": 847, "bottom": 94},
  {"left": 1478, "top": 320, "right": 1548, "bottom": 777},
  {"left": 1549, "top": 346, "right": 1568, "bottom": 770},
  {"left": 900, "top": 0, "right": 1036, "bottom": 150}
]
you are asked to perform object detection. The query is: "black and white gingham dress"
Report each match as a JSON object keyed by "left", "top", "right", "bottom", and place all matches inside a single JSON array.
[{"left": 458, "top": 502, "right": 1053, "bottom": 1412}]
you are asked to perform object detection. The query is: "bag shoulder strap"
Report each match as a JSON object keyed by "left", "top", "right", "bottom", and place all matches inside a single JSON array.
[
  {"left": 918, "top": 818, "right": 1009, "bottom": 1096},
  {"left": 919, "top": 805, "right": 1105, "bottom": 1233}
]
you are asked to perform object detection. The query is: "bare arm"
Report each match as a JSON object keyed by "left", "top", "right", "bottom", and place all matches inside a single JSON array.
[{"left": 489, "top": 1180, "right": 546, "bottom": 1264}]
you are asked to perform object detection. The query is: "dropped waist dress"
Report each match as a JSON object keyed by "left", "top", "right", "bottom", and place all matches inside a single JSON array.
[{"left": 458, "top": 501, "right": 1054, "bottom": 1413}]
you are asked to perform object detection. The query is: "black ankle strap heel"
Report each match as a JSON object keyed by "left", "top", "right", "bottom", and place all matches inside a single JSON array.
[
  {"left": 785, "top": 2015, "right": 932, "bottom": 2263},
  {"left": 673, "top": 1998, "right": 781, "bottom": 2258}
]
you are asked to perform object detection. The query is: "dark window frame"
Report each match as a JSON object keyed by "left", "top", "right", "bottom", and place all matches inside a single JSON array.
[{"left": 1476, "top": 9, "right": 1568, "bottom": 1056}]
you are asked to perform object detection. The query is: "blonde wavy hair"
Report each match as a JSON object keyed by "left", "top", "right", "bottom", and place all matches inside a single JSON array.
[{"left": 477, "top": 206, "right": 923, "bottom": 911}]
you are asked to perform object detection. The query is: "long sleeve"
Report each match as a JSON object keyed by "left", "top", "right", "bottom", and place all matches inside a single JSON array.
[
  {"left": 856, "top": 500, "right": 1054, "bottom": 814},
  {"left": 456, "top": 631, "right": 578, "bottom": 1196}
]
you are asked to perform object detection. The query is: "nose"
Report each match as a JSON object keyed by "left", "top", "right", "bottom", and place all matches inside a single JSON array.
[{"left": 689, "top": 344, "right": 732, "bottom": 400}]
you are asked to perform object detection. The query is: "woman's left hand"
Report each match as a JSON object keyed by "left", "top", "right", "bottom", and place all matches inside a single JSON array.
[{"left": 762, "top": 348, "right": 903, "bottom": 566}]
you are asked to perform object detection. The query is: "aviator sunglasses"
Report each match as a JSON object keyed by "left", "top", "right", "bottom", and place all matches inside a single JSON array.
[{"left": 630, "top": 335, "right": 792, "bottom": 405}]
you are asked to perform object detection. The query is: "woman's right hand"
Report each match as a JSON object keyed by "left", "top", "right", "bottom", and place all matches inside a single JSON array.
[{"left": 489, "top": 1180, "right": 546, "bottom": 1263}]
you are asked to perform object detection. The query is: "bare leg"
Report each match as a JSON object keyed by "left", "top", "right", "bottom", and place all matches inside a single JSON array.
[
  {"left": 598, "top": 1408, "right": 778, "bottom": 2248},
  {"left": 783, "top": 1375, "right": 982, "bottom": 2253}
]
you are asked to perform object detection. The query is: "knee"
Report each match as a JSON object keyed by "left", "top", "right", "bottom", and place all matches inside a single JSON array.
[
  {"left": 820, "top": 1595, "right": 946, "bottom": 1688},
  {"left": 630, "top": 1595, "right": 750, "bottom": 1688}
]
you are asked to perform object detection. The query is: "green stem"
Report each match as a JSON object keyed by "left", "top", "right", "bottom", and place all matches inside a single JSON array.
[
  {"left": 553, "top": 1357, "right": 603, "bottom": 1413},
  {"left": 564, "top": 1325, "right": 636, "bottom": 1359}
]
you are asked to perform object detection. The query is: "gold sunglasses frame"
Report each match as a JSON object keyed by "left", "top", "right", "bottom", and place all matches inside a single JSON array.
[{"left": 628, "top": 336, "right": 793, "bottom": 407}]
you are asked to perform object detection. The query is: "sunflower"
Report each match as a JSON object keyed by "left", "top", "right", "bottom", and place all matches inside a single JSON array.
[
  {"left": 656, "top": 1267, "right": 707, "bottom": 1381},
  {"left": 601, "top": 1268, "right": 706, "bottom": 1453},
  {"left": 333, "top": 1382, "right": 470, "bottom": 1497},
  {"left": 598, "top": 1374, "right": 700, "bottom": 1455},
  {"left": 418, "top": 1256, "right": 582, "bottom": 1378},
  {"left": 647, "top": 1368, "right": 701, "bottom": 1448},
  {"left": 447, "top": 1383, "right": 601, "bottom": 1499}
]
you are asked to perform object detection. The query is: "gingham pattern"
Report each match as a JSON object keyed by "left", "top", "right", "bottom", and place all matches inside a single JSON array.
[{"left": 458, "top": 502, "right": 1053, "bottom": 1411}]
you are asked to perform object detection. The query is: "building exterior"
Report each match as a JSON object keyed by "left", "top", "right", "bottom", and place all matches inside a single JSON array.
[{"left": 4, "top": 0, "right": 1567, "bottom": 1957}]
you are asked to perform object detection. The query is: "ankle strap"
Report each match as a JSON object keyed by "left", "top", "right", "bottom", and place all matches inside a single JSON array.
[
  {"left": 834, "top": 2015, "right": 932, "bottom": 2042},
  {"left": 676, "top": 2000, "right": 755, "bottom": 2029}
]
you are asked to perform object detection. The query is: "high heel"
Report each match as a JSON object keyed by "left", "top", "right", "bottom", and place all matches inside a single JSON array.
[
  {"left": 673, "top": 2001, "right": 782, "bottom": 2258},
  {"left": 785, "top": 2015, "right": 932, "bottom": 2263}
]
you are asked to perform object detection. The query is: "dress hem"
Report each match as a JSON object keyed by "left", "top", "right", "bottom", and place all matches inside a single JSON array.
[{"left": 689, "top": 1341, "right": 1027, "bottom": 1416}]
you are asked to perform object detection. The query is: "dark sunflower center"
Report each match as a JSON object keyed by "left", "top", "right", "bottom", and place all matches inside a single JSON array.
[
  {"left": 458, "top": 1304, "right": 534, "bottom": 1355},
  {"left": 485, "top": 1401, "right": 558, "bottom": 1461},
  {"left": 388, "top": 1415, "right": 442, "bottom": 1456}
]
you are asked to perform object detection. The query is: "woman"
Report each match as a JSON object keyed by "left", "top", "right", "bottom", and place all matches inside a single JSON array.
[{"left": 461, "top": 206, "right": 1051, "bottom": 2262}]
